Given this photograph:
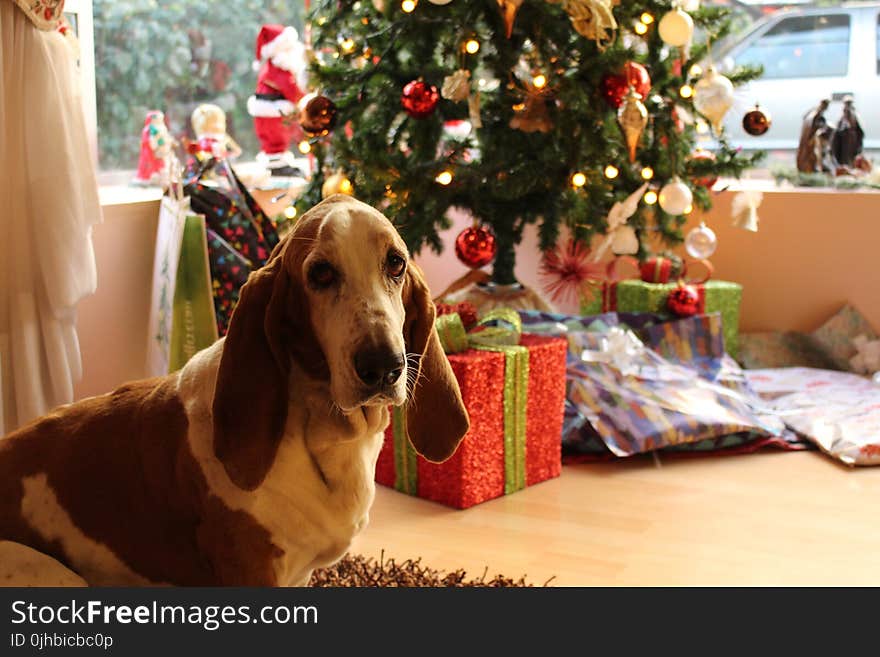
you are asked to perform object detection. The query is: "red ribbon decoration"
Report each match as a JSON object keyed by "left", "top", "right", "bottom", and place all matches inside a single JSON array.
[{"left": 683, "top": 258, "right": 714, "bottom": 285}]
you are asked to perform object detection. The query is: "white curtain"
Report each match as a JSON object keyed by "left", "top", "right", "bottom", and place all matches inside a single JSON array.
[{"left": 0, "top": 2, "right": 101, "bottom": 434}]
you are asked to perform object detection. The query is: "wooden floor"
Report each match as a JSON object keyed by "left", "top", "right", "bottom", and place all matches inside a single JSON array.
[{"left": 350, "top": 451, "right": 880, "bottom": 586}]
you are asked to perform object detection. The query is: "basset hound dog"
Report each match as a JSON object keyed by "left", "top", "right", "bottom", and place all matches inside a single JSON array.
[{"left": 0, "top": 194, "right": 469, "bottom": 586}]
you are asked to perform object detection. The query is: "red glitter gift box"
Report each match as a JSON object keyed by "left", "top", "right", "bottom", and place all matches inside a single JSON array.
[{"left": 375, "top": 334, "right": 567, "bottom": 509}]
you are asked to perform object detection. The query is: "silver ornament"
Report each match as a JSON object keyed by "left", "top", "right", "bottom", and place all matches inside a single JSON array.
[{"left": 685, "top": 222, "right": 718, "bottom": 259}]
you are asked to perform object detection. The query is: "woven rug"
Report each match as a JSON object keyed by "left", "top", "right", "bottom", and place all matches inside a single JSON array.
[{"left": 309, "top": 553, "right": 549, "bottom": 587}]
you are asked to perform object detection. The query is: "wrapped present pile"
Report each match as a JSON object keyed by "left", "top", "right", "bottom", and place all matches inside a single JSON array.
[
  {"left": 746, "top": 368, "right": 880, "bottom": 466},
  {"left": 375, "top": 306, "right": 567, "bottom": 509},
  {"left": 581, "top": 256, "right": 742, "bottom": 358},
  {"left": 738, "top": 304, "right": 879, "bottom": 372},
  {"left": 519, "top": 311, "right": 797, "bottom": 460}
]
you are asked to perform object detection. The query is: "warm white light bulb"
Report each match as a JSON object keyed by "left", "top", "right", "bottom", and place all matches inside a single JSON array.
[
  {"left": 533, "top": 74, "right": 547, "bottom": 89},
  {"left": 401, "top": 0, "right": 417, "bottom": 12},
  {"left": 284, "top": 205, "right": 297, "bottom": 220},
  {"left": 298, "top": 140, "right": 311, "bottom": 154},
  {"left": 641, "top": 167, "right": 654, "bottom": 180},
  {"left": 604, "top": 165, "right": 619, "bottom": 179},
  {"left": 465, "top": 39, "right": 480, "bottom": 54},
  {"left": 435, "top": 171, "right": 453, "bottom": 185},
  {"left": 571, "top": 172, "right": 587, "bottom": 188},
  {"left": 644, "top": 190, "right": 658, "bottom": 205},
  {"left": 680, "top": 84, "right": 694, "bottom": 99}
]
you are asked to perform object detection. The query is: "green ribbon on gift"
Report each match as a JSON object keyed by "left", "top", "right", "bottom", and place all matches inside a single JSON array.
[
  {"left": 394, "top": 308, "right": 529, "bottom": 496},
  {"left": 392, "top": 405, "right": 418, "bottom": 495}
]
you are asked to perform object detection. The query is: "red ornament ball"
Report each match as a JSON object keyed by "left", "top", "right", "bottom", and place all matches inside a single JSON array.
[
  {"left": 667, "top": 284, "right": 701, "bottom": 317},
  {"left": 455, "top": 226, "right": 497, "bottom": 269},
  {"left": 688, "top": 149, "right": 718, "bottom": 188},
  {"left": 401, "top": 80, "right": 440, "bottom": 119},
  {"left": 742, "top": 105, "right": 771, "bottom": 136},
  {"left": 601, "top": 62, "right": 651, "bottom": 109},
  {"left": 299, "top": 94, "right": 338, "bottom": 136}
]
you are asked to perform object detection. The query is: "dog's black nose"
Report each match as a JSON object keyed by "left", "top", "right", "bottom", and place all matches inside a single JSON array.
[{"left": 354, "top": 347, "right": 405, "bottom": 388}]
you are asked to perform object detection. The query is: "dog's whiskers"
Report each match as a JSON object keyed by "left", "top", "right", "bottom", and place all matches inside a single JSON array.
[{"left": 403, "top": 352, "right": 427, "bottom": 407}]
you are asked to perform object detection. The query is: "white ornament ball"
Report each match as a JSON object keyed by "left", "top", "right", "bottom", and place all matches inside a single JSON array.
[
  {"left": 685, "top": 222, "right": 718, "bottom": 259},
  {"left": 658, "top": 8, "right": 694, "bottom": 48},
  {"left": 693, "top": 67, "right": 735, "bottom": 133},
  {"left": 658, "top": 177, "right": 693, "bottom": 216},
  {"left": 428, "top": 0, "right": 453, "bottom": 3},
  {"left": 611, "top": 225, "right": 639, "bottom": 255}
]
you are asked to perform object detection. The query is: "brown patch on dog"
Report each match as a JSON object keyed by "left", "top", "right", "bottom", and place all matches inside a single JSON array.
[
  {"left": 0, "top": 378, "right": 282, "bottom": 585},
  {"left": 213, "top": 207, "right": 329, "bottom": 492}
]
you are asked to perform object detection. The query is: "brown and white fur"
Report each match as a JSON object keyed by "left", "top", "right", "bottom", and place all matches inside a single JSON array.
[{"left": 0, "top": 195, "right": 469, "bottom": 586}]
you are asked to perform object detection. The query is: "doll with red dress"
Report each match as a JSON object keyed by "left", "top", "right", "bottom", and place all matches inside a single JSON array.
[{"left": 133, "top": 110, "right": 173, "bottom": 186}]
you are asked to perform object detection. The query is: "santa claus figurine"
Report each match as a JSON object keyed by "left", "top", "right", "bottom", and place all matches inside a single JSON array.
[{"left": 247, "top": 24, "right": 307, "bottom": 176}]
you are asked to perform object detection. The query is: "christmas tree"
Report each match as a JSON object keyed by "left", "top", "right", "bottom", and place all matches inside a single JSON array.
[{"left": 295, "top": 0, "right": 762, "bottom": 289}]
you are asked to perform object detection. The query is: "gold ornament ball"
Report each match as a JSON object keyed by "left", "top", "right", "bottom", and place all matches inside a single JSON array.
[
  {"left": 322, "top": 172, "right": 354, "bottom": 198},
  {"left": 658, "top": 8, "right": 694, "bottom": 47}
]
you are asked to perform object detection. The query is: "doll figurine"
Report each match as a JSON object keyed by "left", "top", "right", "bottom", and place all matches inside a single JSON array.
[
  {"left": 189, "top": 103, "right": 242, "bottom": 162},
  {"left": 133, "top": 110, "right": 173, "bottom": 186}
]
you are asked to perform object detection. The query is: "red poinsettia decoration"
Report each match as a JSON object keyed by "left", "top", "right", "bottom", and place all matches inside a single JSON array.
[{"left": 539, "top": 239, "right": 605, "bottom": 305}]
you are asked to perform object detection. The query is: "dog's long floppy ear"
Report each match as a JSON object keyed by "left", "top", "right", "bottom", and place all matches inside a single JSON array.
[
  {"left": 212, "top": 252, "right": 292, "bottom": 491},
  {"left": 403, "top": 263, "right": 469, "bottom": 462}
]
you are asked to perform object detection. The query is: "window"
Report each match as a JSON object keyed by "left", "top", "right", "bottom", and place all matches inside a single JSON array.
[
  {"left": 92, "top": 1, "right": 305, "bottom": 171},
  {"left": 735, "top": 14, "right": 851, "bottom": 79},
  {"left": 63, "top": 0, "right": 98, "bottom": 165}
]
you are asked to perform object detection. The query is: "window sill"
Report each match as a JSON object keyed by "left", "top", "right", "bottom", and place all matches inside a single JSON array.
[
  {"left": 97, "top": 174, "right": 880, "bottom": 211},
  {"left": 99, "top": 185, "right": 163, "bottom": 208},
  {"left": 710, "top": 177, "right": 880, "bottom": 196}
]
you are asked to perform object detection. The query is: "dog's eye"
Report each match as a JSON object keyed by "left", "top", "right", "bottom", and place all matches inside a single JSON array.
[
  {"left": 308, "top": 262, "right": 338, "bottom": 288},
  {"left": 386, "top": 253, "right": 406, "bottom": 279}
]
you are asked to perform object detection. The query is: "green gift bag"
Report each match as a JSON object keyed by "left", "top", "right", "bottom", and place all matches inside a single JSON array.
[{"left": 147, "top": 195, "right": 218, "bottom": 376}]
